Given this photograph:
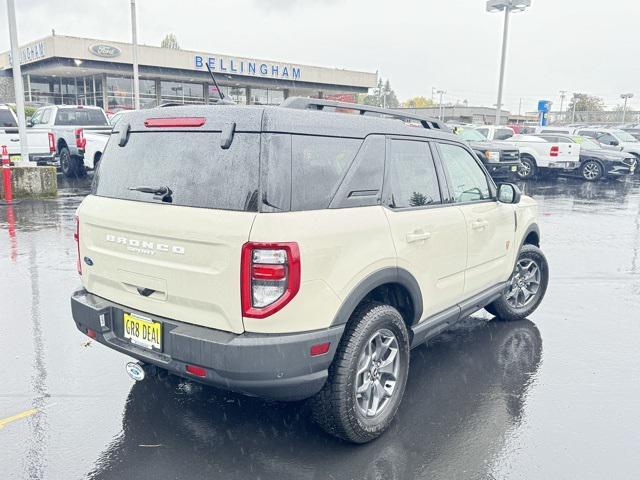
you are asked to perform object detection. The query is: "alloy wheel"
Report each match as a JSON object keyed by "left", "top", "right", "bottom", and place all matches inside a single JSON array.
[
  {"left": 355, "top": 328, "right": 400, "bottom": 418},
  {"left": 583, "top": 162, "right": 601, "bottom": 180},
  {"left": 518, "top": 161, "right": 532, "bottom": 178},
  {"left": 505, "top": 258, "right": 541, "bottom": 309}
]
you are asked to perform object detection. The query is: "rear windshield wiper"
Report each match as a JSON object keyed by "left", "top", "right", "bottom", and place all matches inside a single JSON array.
[{"left": 128, "top": 185, "right": 173, "bottom": 202}]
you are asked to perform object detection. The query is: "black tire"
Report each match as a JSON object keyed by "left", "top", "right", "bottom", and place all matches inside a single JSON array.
[
  {"left": 580, "top": 160, "right": 603, "bottom": 182},
  {"left": 59, "top": 146, "right": 74, "bottom": 177},
  {"left": 516, "top": 156, "right": 537, "bottom": 179},
  {"left": 309, "top": 302, "right": 410, "bottom": 443},
  {"left": 486, "top": 244, "right": 549, "bottom": 322},
  {"left": 60, "top": 147, "right": 86, "bottom": 178}
]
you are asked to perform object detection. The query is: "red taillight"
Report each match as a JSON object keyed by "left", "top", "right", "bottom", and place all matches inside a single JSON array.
[
  {"left": 186, "top": 364, "right": 206, "bottom": 377},
  {"left": 74, "top": 215, "right": 81, "bottom": 275},
  {"left": 75, "top": 128, "right": 86, "bottom": 149},
  {"left": 144, "top": 117, "right": 206, "bottom": 128},
  {"left": 48, "top": 132, "right": 56, "bottom": 153},
  {"left": 86, "top": 328, "right": 96, "bottom": 339},
  {"left": 550, "top": 145, "right": 559, "bottom": 157},
  {"left": 310, "top": 342, "right": 331, "bottom": 356},
  {"left": 241, "top": 242, "right": 301, "bottom": 319}
]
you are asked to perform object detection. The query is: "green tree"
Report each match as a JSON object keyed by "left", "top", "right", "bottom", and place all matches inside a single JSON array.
[
  {"left": 402, "top": 96, "right": 434, "bottom": 108},
  {"left": 160, "top": 33, "right": 180, "bottom": 49},
  {"left": 358, "top": 78, "right": 399, "bottom": 108}
]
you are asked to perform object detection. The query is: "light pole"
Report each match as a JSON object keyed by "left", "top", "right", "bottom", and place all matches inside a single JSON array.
[
  {"left": 437, "top": 90, "right": 446, "bottom": 120},
  {"left": 559, "top": 90, "right": 567, "bottom": 123},
  {"left": 621, "top": 93, "right": 634, "bottom": 125},
  {"left": 130, "top": 0, "right": 140, "bottom": 110},
  {"left": 6, "top": 0, "right": 29, "bottom": 165},
  {"left": 486, "top": 0, "right": 531, "bottom": 126}
]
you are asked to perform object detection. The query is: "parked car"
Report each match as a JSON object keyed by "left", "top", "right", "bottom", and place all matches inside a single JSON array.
[
  {"left": 574, "top": 128, "right": 640, "bottom": 163},
  {"left": 28, "top": 105, "right": 112, "bottom": 177},
  {"left": 70, "top": 98, "right": 548, "bottom": 443},
  {"left": 0, "top": 104, "right": 56, "bottom": 164},
  {"left": 453, "top": 125, "right": 521, "bottom": 178},
  {"left": 535, "top": 134, "right": 637, "bottom": 181},
  {"left": 501, "top": 134, "right": 581, "bottom": 179},
  {"left": 475, "top": 125, "right": 515, "bottom": 141},
  {"left": 621, "top": 128, "right": 640, "bottom": 141}
]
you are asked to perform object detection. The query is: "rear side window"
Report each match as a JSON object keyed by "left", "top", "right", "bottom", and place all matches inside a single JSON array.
[
  {"left": 385, "top": 139, "right": 441, "bottom": 208},
  {"left": 55, "top": 108, "right": 108, "bottom": 126},
  {"left": 0, "top": 109, "right": 16, "bottom": 128},
  {"left": 495, "top": 128, "right": 514, "bottom": 140},
  {"left": 291, "top": 135, "right": 361, "bottom": 211},
  {"left": 93, "top": 132, "right": 260, "bottom": 211}
]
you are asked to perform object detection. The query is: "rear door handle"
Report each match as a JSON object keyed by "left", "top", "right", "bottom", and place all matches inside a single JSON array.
[
  {"left": 471, "top": 219, "right": 489, "bottom": 230},
  {"left": 406, "top": 230, "right": 432, "bottom": 243}
]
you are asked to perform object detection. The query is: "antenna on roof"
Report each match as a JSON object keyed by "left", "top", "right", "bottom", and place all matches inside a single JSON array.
[{"left": 205, "top": 62, "right": 226, "bottom": 101}]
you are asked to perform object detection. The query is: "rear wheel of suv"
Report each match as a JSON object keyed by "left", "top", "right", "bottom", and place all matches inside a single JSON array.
[
  {"left": 517, "top": 155, "right": 536, "bottom": 179},
  {"left": 486, "top": 244, "right": 549, "bottom": 322},
  {"left": 309, "top": 302, "right": 410, "bottom": 443},
  {"left": 580, "top": 160, "right": 603, "bottom": 181}
]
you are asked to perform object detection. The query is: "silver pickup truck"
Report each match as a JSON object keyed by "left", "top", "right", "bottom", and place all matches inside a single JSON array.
[
  {"left": 29, "top": 105, "right": 112, "bottom": 177},
  {"left": 0, "top": 105, "right": 56, "bottom": 164}
]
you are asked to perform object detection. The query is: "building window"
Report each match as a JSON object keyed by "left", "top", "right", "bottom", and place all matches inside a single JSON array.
[
  {"left": 250, "top": 88, "right": 284, "bottom": 105},
  {"left": 161, "top": 81, "right": 204, "bottom": 105},
  {"left": 106, "top": 76, "right": 156, "bottom": 110}
]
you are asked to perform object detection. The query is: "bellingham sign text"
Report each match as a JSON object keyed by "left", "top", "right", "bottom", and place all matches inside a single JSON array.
[{"left": 194, "top": 55, "right": 301, "bottom": 80}]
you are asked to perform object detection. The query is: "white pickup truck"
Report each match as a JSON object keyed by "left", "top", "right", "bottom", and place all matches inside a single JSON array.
[
  {"left": 0, "top": 105, "right": 56, "bottom": 164},
  {"left": 500, "top": 134, "right": 581, "bottom": 179}
]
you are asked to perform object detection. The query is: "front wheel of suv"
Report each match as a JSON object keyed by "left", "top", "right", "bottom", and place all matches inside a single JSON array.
[
  {"left": 309, "top": 302, "right": 410, "bottom": 443},
  {"left": 486, "top": 244, "right": 549, "bottom": 322}
]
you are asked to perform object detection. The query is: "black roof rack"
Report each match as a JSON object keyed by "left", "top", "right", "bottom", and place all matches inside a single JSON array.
[{"left": 280, "top": 97, "right": 449, "bottom": 131}]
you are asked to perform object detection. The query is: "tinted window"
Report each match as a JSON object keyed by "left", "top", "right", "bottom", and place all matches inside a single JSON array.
[
  {"left": 55, "top": 108, "right": 108, "bottom": 126},
  {"left": 597, "top": 133, "right": 617, "bottom": 145},
  {"left": 261, "top": 133, "right": 292, "bottom": 212},
  {"left": 94, "top": 132, "right": 260, "bottom": 211},
  {"left": 291, "top": 135, "right": 360, "bottom": 211},
  {"left": 439, "top": 143, "right": 491, "bottom": 203},
  {"left": 477, "top": 128, "right": 489, "bottom": 138},
  {"left": 0, "top": 109, "right": 16, "bottom": 128},
  {"left": 495, "top": 128, "right": 514, "bottom": 140},
  {"left": 30, "top": 109, "right": 43, "bottom": 125},
  {"left": 41, "top": 109, "right": 52, "bottom": 124},
  {"left": 386, "top": 139, "right": 441, "bottom": 208},
  {"left": 331, "top": 135, "right": 385, "bottom": 208},
  {"left": 578, "top": 130, "right": 597, "bottom": 138}
]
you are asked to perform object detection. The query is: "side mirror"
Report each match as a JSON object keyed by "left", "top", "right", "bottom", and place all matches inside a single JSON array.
[
  {"left": 497, "top": 183, "right": 521, "bottom": 204},
  {"left": 27, "top": 119, "right": 33, "bottom": 127},
  {"left": 610, "top": 139, "right": 619, "bottom": 146}
]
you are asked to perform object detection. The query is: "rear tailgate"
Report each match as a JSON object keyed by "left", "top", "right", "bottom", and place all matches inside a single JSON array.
[
  {"left": 78, "top": 196, "right": 255, "bottom": 333},
  {"left": 77, "top": 106, "right": 263, "bottom": 334},
  {"left": 556, "top": 142, "right": 580, "bottom": 162}
]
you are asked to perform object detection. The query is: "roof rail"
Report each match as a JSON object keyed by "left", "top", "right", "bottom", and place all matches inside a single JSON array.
[{"left": 280, "top": 97, "right": 449, "bottom": 131}]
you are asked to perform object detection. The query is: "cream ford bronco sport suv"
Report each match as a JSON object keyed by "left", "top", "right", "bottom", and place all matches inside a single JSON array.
[{"left": 71, "top": 98, "right": 548, "bottom": 443}]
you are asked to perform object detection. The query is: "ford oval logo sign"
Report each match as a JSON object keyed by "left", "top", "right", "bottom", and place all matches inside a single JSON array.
[{"left": 89, "top": 44, "right": 121, "bottom": 58}]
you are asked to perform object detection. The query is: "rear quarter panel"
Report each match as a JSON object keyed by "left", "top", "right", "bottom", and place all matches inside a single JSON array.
[{"left": 246, "top": 206, "right": 396, "bottom": 333}]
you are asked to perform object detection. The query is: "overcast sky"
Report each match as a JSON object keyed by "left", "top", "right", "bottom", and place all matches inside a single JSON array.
[{"left": 2, "top": 0, "right": 639, "bottom": 112}]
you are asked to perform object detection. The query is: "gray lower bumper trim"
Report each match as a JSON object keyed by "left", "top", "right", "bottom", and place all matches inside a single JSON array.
[{"left": 71, "top": 289, "right": 344, "bottom": 401}]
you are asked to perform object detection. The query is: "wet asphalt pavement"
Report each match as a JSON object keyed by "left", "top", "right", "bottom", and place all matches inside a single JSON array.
[{"left": 1, "top": 173, "right": 640, "bottom": 479}]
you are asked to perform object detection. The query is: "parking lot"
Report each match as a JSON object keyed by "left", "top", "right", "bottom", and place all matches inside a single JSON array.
[{"left": 0, "top": 172, "right": 638, "bottom": 479}]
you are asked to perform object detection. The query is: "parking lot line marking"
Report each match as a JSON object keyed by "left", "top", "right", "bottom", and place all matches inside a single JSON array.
[{"left": 0, "top": 408, "right": 38, "bottom": 429}]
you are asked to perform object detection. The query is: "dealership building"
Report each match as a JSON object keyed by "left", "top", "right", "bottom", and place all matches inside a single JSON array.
[{"left": 0, "top": 34, "right": 377, "bottom": 110}]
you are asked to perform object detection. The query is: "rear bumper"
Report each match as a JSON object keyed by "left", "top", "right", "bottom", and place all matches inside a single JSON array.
[{"left": 70, "top": 289, "right": 344, "bottom": 401}]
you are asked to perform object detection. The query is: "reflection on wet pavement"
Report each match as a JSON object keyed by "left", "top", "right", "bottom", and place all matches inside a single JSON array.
[{"left": 1, "top": 173, "right": 640, "bottom": 479}]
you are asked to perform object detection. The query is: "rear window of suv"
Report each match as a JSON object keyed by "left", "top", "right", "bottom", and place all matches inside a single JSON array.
[
  {"left": 93, "top": 132, "right": 260, "bottom": 211},
  {"left": 55, "top": 108, "right": 108, "bottom": 126}
]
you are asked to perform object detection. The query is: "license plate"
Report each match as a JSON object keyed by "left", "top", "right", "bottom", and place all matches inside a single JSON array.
[
  {"left": 123, "top": 312, "right": 161, "bottom": 350},
  {"left": 9, "top": 155, "right": 21, "bottom": 162},
  {"left": 511, "top": 165, "right": 518, "bottom": 172}
]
